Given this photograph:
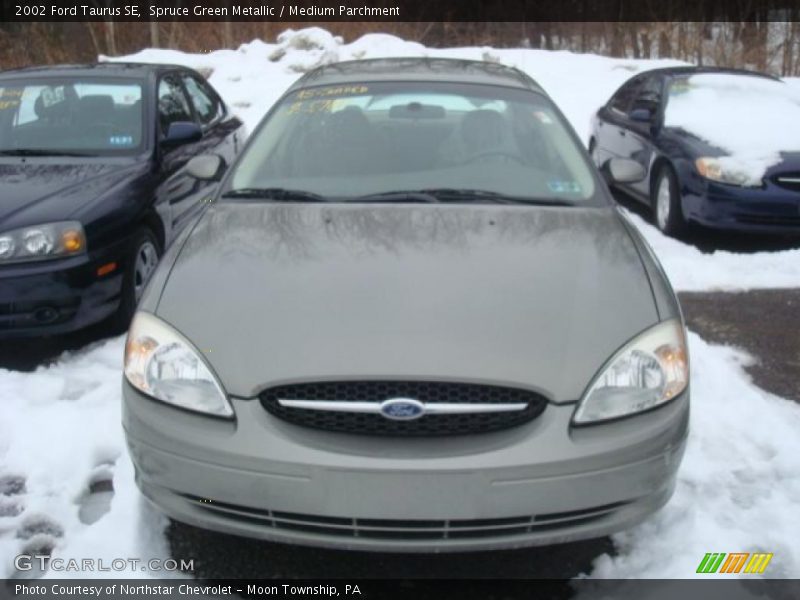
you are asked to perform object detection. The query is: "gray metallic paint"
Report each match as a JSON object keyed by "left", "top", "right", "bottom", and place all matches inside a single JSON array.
[{"left": 149, "top": 203, "right": 660, "bottom": 403}]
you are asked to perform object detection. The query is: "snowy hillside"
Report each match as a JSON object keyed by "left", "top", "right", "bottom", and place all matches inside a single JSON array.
[{"left": 1, "top": 29, "right": 799, "bottom": 581}]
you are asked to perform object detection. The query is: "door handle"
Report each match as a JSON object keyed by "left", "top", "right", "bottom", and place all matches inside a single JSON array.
[{"left": 619, "top": 130, "right": 627, "bottom": 137}]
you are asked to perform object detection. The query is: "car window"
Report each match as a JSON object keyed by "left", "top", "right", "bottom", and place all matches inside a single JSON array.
[
  {"left": 0, "top": 78, "right": 143, "bottom": 154},
  {"left": 230, "top": 82, "right": 598, "bottom": 204},
  {"left": 182, "top": 75, "right": 221, "bottom": 126},
  {"left": 157, "top": 75, "right": 192, "bottom": 134},
  {"left": 629, "top": 76, "right": 663, "bottom": 116},
  {"left": 609, "top": 78, "right": 641, "bottom": 114}
]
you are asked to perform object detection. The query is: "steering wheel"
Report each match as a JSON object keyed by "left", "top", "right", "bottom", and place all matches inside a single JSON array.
[{"left": 466, "top": 151, "right": 525, "bottom": 164}]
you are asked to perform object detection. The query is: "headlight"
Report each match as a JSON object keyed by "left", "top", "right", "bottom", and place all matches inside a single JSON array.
[
  {"left": 695, "top": 157, "right": 760, "bottom": 187},
  {"left": 124, "top": 312, "right": 233, "bottom": 418},
  {"left": 0, "top": 221, "right": 86, "bottom": 263},
  {"left": 573, "top": 319, "right": 688, "bottom": 425}
]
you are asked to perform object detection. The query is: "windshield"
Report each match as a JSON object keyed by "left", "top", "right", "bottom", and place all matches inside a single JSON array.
[
  {"left": 229, "top": 82, "right": 597, "bottom": 204},
  {"left": 0, "top": 78, "right": 144, "bottom": 155}
]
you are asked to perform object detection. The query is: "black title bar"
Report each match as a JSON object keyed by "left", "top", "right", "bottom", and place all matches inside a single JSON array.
[
  {"left": 2, "top": 579, "right": 800, "bottom": 600},
  {"left": 1, "top": 0, "right": 799, "bottom": 22}
]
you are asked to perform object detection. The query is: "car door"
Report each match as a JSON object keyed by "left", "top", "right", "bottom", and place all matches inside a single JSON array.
[
  {"left": 179, "top": 72, "right": 243, "bottom": 167},
  {"left": 155, "top": 72, "right": 211, "bottom": 242},
  {"left": 594, "top": 76, "right": 642, "bottom": 166},
  {"left": 616, "top": 74, "right": 665, "bottom": 198}
]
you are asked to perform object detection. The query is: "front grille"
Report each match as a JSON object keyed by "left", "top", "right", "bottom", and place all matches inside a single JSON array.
[
  {"left": 184, "top": 495, "right": 629, "bottom": 541},
  {"left": 259, "top": 381, "right": 547, "bottom": 436},
  {"left": 772, "top": 173, "right": 800, "bottom": 193}
]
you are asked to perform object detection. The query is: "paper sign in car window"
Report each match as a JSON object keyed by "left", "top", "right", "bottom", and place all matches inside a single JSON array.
[
  {"left": 0, "top": 88, "right": 23, "bottom": 110},
  {"left": 547, "top": 180, "right": 582, "bottom": 194},
  {"left": 41, "top": 86, "right": 67, "bottom": 108},
  {"left": 296, "top": 85, "right": 369, "bottom": 101},
  {"left": 109, "top": 135, "right": 135, "bottom": 146}
]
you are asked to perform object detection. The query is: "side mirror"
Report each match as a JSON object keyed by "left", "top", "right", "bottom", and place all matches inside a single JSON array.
[
  {"left": 602, "top": 158, "right": 647, "bottom": 184},
  {"left": 628, "top": 108, "right": 653, "bottom": 123},
  {"left": 185, "top": 154, "right": 226, "bottom": 181},
  {"left": 162, "top": 121, "right": 202, "bottom": 148}
]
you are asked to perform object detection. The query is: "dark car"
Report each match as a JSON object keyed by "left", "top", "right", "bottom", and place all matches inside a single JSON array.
[
  {"left": 0, "top": 63, "right": 245, "bottom": 337},
  {"left": 589, "top": 66, "right": 800, "bottom": 236}
]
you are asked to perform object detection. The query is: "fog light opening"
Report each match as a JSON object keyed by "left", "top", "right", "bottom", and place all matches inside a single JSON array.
[{"left": 33, "top": 307, "right": 59, "bottom": 324}]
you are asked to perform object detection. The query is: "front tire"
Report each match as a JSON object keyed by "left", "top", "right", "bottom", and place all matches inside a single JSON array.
[
  {"left": 652, "top": 165, "right": 687, "bottom": 237},
  {"left": 111, "top": 227, "right": 161, "bottom": 332}
]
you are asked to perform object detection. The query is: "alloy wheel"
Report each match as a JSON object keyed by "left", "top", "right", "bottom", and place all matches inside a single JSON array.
[
  {"left": 133, "top": 241, "right": 159, "bottom": 302},
  {"left": 656, "top": 175, "right": 672, "bottom": 231}
]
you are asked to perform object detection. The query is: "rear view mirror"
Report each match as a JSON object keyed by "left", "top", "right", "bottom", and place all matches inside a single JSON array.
[
  {"left": 186, "top": 154, "right": 226, "bottom": 181},
  {"left": 388, "top": 102, "right": 446, "bottom": 119},
  {"left": 162, "top": 121, "right": 202, "bottom": 148},
  {"left": 602, "top": 158, "right": 647, "bottom": 184}
]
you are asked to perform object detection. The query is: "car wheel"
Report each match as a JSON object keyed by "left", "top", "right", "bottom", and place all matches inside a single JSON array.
[
  {"left": 111, "top": 227, "right": 161, "bottom": 332},
  {"left": 652, "top": 166, "right": 687, "bottom": 237}
]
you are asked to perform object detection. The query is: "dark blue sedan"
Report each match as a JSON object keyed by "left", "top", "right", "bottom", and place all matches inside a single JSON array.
[
  {"left": 0, "top": 63, "right": 245, "bottom": 337},
  {"left": 590, "top": 66, "right": 800, "bottom": 237}
]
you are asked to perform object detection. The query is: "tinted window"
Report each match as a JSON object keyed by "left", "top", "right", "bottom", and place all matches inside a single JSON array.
[
  {"left": 230, "top": 82, "right": 598, "bottom": 204},
  {"left": 158, "top": 75, "right": 192, "bottom": 133},
  {"left": 182, "top": 75, "right": 220, "bottom": 126},
  {"left": 630, "top": 76, "right": 663, "bottom": 115},
  {"left": 0, "top": 78, "right": 143, "bottom": 154},
  {"left": 609, "top": 78, "right": 641, "bottom": 113}
]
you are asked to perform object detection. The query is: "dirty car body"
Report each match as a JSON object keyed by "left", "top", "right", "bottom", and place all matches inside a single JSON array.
[{"left": 122, "top": 58, "right": 690, "bottom": 552}]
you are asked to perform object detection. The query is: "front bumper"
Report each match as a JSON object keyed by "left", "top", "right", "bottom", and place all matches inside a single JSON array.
[
  {"left": 123, "top": 380, "right": 689, "bottom": 552},
  {"left": 682, "top": 181, "right": 800, "bottom": 234},
  {"left": 0, "top": 238, "right": 128, "bottom": 338}
]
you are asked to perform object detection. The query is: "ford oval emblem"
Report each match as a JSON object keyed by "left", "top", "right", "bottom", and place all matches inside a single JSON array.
[{"left": 379, "top": 398, "right": 425, "bottom": 421}]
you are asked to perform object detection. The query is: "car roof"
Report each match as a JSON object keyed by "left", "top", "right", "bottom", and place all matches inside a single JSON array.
[
  {"left": 0, "top": 62, "right": 188, "bottom": 80},
  {"left": 288, "top": 58, "right": 545, "bottom": 94},
  {"left": 634, "top": 65, "right": 781, "bottom": 82}
]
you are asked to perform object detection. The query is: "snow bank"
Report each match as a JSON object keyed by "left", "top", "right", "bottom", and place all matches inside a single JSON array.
[
  {"left": 665, "top": 73, "right": 800, "bottom": 185},
  {"left": 0, "top": 338, "right": 176, "bottom": 578},
  {"left": 622, "top": 210, "right": 800, "bottom": 291}
]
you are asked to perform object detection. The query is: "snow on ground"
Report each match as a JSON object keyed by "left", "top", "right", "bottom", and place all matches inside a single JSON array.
[
  {"left": 622, "top": 210, "right": 800, "bottom": 291},
  {"left": 0, "top": 337, "right": 175, "bottom": 578},
  {"left": 0, "top": 29, "right": 798, "bottom": 579}
]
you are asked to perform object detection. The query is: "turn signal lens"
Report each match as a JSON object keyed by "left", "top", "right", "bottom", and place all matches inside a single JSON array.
[{"left": 62, "top": 229, "right": 85, "bottom": 253}]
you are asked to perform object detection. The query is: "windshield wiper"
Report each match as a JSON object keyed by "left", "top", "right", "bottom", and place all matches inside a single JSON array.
[
  {"left": 348, "top": 190, "right": 440, "bottom": 204},
  {"left": 420, "top": 188, "right": 575, "bottom": 206},
  {"left": 0, "top": 149, "right": 97, "bottom": 157},
  {"left": 352, "top": 188, "right": 573, "bottom": 206},
  {"left": 221, "top": 188, "right": 327, "bottom": 202}
]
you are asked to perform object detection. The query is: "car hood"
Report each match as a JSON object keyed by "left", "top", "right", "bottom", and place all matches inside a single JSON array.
[
  {"left": 665, "top": 128, "right": 800, "bottom": 170},
  {"left": 0, "top": 159, "right": 144, "bottom": 230},
  {"left": 154, "top": 203, "right": 660, "bottom": 403}
]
